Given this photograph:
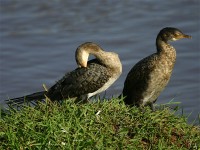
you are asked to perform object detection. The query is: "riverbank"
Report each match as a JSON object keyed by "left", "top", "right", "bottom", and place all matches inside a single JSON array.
[{"left": 0, "top": 99, "right": 199, "bottom": 149}]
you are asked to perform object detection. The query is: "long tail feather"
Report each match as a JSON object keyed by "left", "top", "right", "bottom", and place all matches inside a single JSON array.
[{"left": 5, "top": 91, "right": 47, "bottom": 106}]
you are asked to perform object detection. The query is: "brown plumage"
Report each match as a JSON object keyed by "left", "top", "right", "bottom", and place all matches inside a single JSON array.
[
  {"left": 122, "top": 27, "right": 191, "bottom": 109},
  {"left": 6, "top": 42, "right": 122, "bottom": 105}
]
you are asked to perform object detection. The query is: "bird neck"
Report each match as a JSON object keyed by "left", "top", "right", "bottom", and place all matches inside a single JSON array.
[
  {"left": 156, "top": 36, "right": 175, "bottom": 53},
  {"left": 92, "top": 51, "right": 122, "bottom": 74},
  {"left": 75, "top": 43, "right": 102, "bottom": 68},
  {"left": 156, "top": 36, "right": 176, "bottom": 65},
  {"left": 76, "top": 45, "right": 122, "bottom": 75}
]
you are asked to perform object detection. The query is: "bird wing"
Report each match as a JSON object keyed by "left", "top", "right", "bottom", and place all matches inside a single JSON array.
[
  {"left": 123, "top": 53, "right": 158, "bottom": 102},
  {"left": 47, "top": 59, "right": 112, "bottom": 100}
]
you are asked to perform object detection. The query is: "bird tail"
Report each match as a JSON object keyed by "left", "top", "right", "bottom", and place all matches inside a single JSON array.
[{"left": 5, "top": 91, "right": 47, "bottom": 106}]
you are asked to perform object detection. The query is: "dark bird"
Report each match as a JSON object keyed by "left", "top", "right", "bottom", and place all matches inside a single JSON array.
[
  {"left": 6, "top": 42, "right": 122, "bottom": 105},
  {"left": 122, "top": 27, "right": 191, "bottom": 109}
]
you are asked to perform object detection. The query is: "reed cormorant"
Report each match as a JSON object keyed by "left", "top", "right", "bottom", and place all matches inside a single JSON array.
[
  {"left": 122, "top": 27, "right": 191, "bottom": 109},
  {"left": 6, "top": 42, "right": 122, "bottom": 105}
]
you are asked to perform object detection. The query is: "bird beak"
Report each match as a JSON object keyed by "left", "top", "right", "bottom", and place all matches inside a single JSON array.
[
  {"left": 80, "top": 53, "right": 89, "bottom": 67},
  {"left": 81, "top": 61, "right": 87, "bottom": 68},
  {"left": 172, "top": 34, "right": 192, "bottom": 41},
  {"left": 183, "top": 34, "right": 192, "bottom": 39},
  {"left": 77, "top": 60, "right": 87, "bottom": 68},
  {"left": 76, "top": 51, "right": 89, "bottom": 68}
]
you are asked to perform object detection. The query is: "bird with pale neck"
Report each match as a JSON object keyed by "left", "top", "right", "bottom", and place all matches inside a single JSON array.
[
  {"left": 76, "top": 42, "right": 122, "bottom": 72},
  {"left": 6, "top": 42, "right": 122, "bottom": 105}
]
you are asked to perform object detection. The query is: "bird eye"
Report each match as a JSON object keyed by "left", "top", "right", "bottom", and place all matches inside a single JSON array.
[{"left": 174, "top": 32, "right": 180, "bottom": 36}]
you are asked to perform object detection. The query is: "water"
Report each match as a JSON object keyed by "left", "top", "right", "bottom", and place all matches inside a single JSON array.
[{"left": 0, "top": 0, "right": 199, "bottom": 123}]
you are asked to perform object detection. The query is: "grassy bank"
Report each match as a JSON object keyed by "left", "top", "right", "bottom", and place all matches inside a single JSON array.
[{"left": 0, "top": 99, "right": 199, "bottom": 149}]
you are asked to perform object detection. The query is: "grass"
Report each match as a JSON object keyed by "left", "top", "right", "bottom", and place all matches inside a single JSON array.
[{"left": 0, "top": 98, "right": 200, "bottom": 149}]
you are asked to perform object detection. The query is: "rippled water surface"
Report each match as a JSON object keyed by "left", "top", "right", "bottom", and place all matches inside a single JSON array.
[{"left": 0, "top": 0, "right": 199, "bottom": 123}]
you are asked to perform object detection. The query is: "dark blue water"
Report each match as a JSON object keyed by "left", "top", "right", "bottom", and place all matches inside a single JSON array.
[{"left": 0, "top": 0, "right": 199, "bottom": 123}]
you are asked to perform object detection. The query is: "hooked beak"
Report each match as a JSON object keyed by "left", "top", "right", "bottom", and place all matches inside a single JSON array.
[
  {"left": 172, "top": 34, "right": 192, "bottom": 41},
  {"left": 182, "top": 34, "right": 192, "bottom": 39},
  {"left": 77, "top": 59, "right": 87, "bottom": 68},
  {"left": 76, "top": 50, "right": 89, "bottom": 68},
  {"left": 171, "top": 33, "right": 192, "bottom": 41},
  {"left": 79, "top": 52, "right": 89, "bottom": 68},
  {"left": 81, "top": 61, "right": 87, "bottom": 68}
]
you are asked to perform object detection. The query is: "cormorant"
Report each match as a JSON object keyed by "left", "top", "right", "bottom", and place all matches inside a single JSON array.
[
  {"left": 122, "top": 27, "right": 191, "bottom": 109},
  {"left": 6, "top": 42, "right": 122, "bottom": 105}
]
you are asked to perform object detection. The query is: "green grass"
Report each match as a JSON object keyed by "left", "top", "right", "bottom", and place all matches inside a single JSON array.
[{"left": 0, "top": 98, "right": 200, "bottom": 149}]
